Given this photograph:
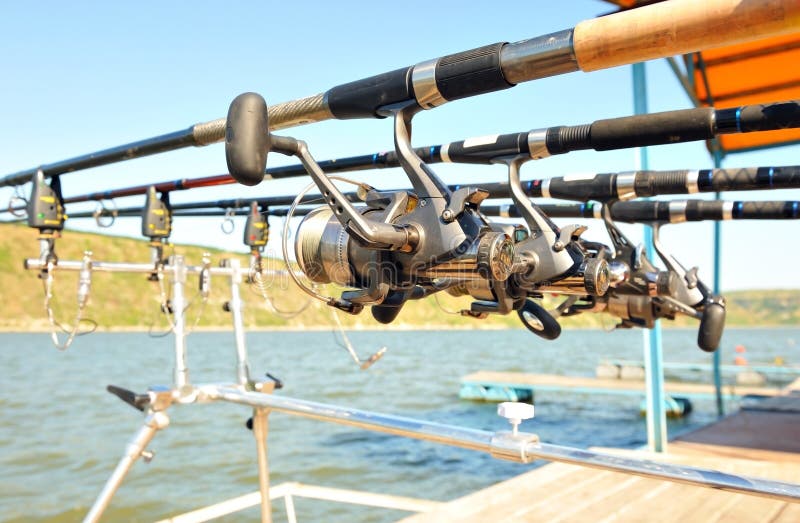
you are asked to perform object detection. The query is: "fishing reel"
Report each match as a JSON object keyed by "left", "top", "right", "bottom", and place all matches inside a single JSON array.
[
  {"left": 444, "top": 155, "right": 613, "bottom": 340},
  {"left": 225, "top": 92, "right": 516, "bottom": 323},
  {"left": 556, "top": 202, "right": 725, "bottom": 352}
]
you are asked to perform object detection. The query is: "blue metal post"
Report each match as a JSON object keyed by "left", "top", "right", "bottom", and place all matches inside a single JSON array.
[
  {"left": 633, "top": 62, "right": 667, "bottom": 452},
  {"left": 712, "top": 149, "right": 725, "bottom": 417}
]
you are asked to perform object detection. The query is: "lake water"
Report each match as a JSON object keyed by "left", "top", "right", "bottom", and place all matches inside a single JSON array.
[{"left": 1, "top": 327, "right": 797, "bottom": 522}]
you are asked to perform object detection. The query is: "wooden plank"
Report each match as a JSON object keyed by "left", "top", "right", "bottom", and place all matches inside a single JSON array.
[
  {"left": 674, "top": 411, "right": 800, "bottom": 457},
  {"left": 461, "top": 371, "right": 784, "bottom": 398},
  {"left": 501, "top": 470, "right": 621, "bottom": 521},
  {"left": 771, "top": 502, "right": 800, "bottom": 522},
  {"left": 708, "top": 492, "right": 787, "bottom": 523},
  {"left": 530, "top": 474, "right": 645, "bottom": 523},
  {"left": 397, "top": 463, "right": 583, "bottom": 523}
]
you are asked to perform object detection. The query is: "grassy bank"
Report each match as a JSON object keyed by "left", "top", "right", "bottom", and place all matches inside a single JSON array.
[{"left": 1, "top": 223, "right": 797, "bottom": 331}]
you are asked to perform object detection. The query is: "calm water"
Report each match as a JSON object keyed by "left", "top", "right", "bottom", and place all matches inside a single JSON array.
[{"left": 1, "top": 327, "right": 797, "bottom": 522}]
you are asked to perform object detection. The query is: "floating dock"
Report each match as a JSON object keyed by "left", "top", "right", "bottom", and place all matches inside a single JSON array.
[
  {"left": 400, "top": 382, "right": 800, "bottom": 523},
  {"left": 602, "top": 359, "right": 800, "bottom": 377},
  {"left": 459, "top": 371, "right": 783, "bottom": 402}
]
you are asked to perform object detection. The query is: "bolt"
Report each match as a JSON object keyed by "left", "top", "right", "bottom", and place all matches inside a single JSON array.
[
  {"left": 553, "top": 241, "right": 564, "bottom": 252},
  {"left": 441, "top": 209, "right": 455, "bottom": 222},
  {"left": 497, "top": 402, "right": 535, "bottom": 436},
  {"left": 141, "top": 450, "right": 155, "bottom": 464}
]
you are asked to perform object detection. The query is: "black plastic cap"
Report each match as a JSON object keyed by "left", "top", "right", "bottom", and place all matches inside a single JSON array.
[
  {"left": 698, "top": 300, "right": 726, "bottom": 352},
  {"left": 226, "top": 93, "right": 270, "bottom": 186}
]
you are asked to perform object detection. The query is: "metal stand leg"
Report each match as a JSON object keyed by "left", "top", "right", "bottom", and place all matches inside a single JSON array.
[
  {"left": 170, "top": 255, "right": 190, "bottom": 392},
  {"left": 83, "top": 411, "right": 170, "bottom": 523},
  {"left": 251, "top": 408, "right": 272, "bottom": 523}
]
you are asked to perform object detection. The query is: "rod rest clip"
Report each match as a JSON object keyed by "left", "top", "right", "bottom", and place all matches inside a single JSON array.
[{"left": 106, "top": 384, "right": 172, "bottom": 412}]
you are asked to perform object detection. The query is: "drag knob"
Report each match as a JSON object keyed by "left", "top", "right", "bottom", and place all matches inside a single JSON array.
[
  {"left": 477, "top": 232, "right": 515, "bottom": 281},
  {"left": 583, "top": 257, "right": 610, "bottom": 297}
]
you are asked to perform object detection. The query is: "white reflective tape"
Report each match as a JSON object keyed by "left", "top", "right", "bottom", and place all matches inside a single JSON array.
[
  {"left": 722, "top": 201, "right": 734, "bottom": 221},
  {"left": 668, "top": 201, "right": 688, "bottom": 223},
  {"left": 615, "top": 173, "right": 637, "bottom": 201},
  {"left": 685, "top": 170, "right": 700, "bottom": 194},
  {"left": 593, "top": 203, "right": 603, "bottom": 220},
  {"left": 440, "top": 143, "right": 451, "bottom": 163},
  {"left": 541, "top": 178, "right": 551, "bottom": 199},
  {"left": 462, "top": 134, "right": 500, "bottom": 148},
  {"left": 562, "top": 172, "right": 596, "bottom": 182},
  {"left": 499, "top": 203, "right": 511, "bottom": 218}
]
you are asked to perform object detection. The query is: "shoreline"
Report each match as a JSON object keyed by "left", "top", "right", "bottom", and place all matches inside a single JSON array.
[{"left": 0, "top": 324, "right": 795, "bottom": 334}]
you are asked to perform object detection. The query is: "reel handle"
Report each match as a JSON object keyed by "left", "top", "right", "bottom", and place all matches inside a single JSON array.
[
  {"left": 517, "top": 299, "right": 562, "bottom": 340},
  {"left": 226, "top": 92, "right": 271, "bottom": 186},
  {"left": 697, "top": 298, "right": 726, "bottom": 353}
]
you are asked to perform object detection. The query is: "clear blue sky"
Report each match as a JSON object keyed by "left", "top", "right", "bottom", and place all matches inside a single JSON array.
[{"left": 1, "top": 1, "right": 798, "bottom": 290}]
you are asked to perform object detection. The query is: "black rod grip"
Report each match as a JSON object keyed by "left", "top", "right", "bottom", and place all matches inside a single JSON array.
[
  {"left": 527, "top": 174, "right": 616, "bottom": 200},
  {"left": 444, "top": 132, "right": 528, "bottom": 164},
  {"left": 326, "top": 67, "right": 413, "bottom": 119},
  {"left": 435, "top": 42, "right": 514, "bottom": 101},
  {"left": 590, "top": 108, "right": 715, "bottom": 151}
]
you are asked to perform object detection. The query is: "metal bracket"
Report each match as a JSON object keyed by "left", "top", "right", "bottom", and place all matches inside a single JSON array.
[
  {"left": 553, "top": 224, "right": 588, "bottom": 252},
  {"left": 442, "top": 187, "right": 489, "bottom": 222}
]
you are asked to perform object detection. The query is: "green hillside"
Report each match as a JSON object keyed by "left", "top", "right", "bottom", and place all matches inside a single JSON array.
[{"left": 1, "top": 223, "right": 797, "bottom": 331}]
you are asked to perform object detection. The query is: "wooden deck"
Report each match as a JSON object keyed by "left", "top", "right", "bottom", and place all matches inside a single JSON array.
[
  {"left": 401, "top": 382, "right": 800, "bottom": 522},
  {"left": 461, "top": 370, "right": 784, "bottom": 399}
]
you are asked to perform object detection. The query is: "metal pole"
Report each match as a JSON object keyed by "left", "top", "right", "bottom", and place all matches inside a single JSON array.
[
  {"left": 251, "top": 408, "right": 273, "bottom": 523},
  {"left": 225, "top": 259, "right": 251, "bottom": 386},
  {"left": 170, "top": 255, "right": 190, "bottom": 391},
  {"left": 633, "top": 62, "right": 667, "bottom": 452},
  {"left": 83, "top": 412, "right": 170, "bottom": 523},
  {"left": 713, "top": 150, "right": 725, "bottom": 417},
  {"left": 211, "top": 388, "right": 800, "bottom": 503}
]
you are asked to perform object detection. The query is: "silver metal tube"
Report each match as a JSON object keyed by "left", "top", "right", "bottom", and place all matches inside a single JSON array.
[
  {"left": 210, "top": 388, "right": 800, "bottom": 503},
  {"left": 83, "top": 412, "right": 169, "bottom": 523},
  {"left": 225, "top": 259, "right": 251, "bottom": 386},
  {"left": 213, "top": 388, "right": 492, "bottom": 453},
  {"left": 25, "top": 259, "right": 158, "bottom": 273},
  {"left": 251, "top": 408, "right": 273, "bottom": 523},
  {"left": 170, "top": 256, "right": 190, "bottom": 390},
  {"left": 499, "top": 29, "right": 578, "bottom": 84},
  {"left": 24, "top": 258, "right": 249, "bottom": 277}
]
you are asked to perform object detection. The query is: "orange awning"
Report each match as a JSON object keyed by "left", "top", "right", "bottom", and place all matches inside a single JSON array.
[
  {"left": 603, "top": 1, "right": 800, "bottom": 155},
  {"left": 692, "top": 33, "right": 800, "bottom": 154}
]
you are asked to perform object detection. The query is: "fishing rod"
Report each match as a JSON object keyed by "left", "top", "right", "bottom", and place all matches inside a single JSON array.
[
  {"left": 485, "top": 200, "right": 800, "bottom": 222},
  {"left": 68, "top": 198, "right": 800, "bottom": 223},
  {"left": 1, "top": 0, "right": 797, "bottom": 189},
  {"left": 9, "top": 100, "right": 798, "bottom": 216}
]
